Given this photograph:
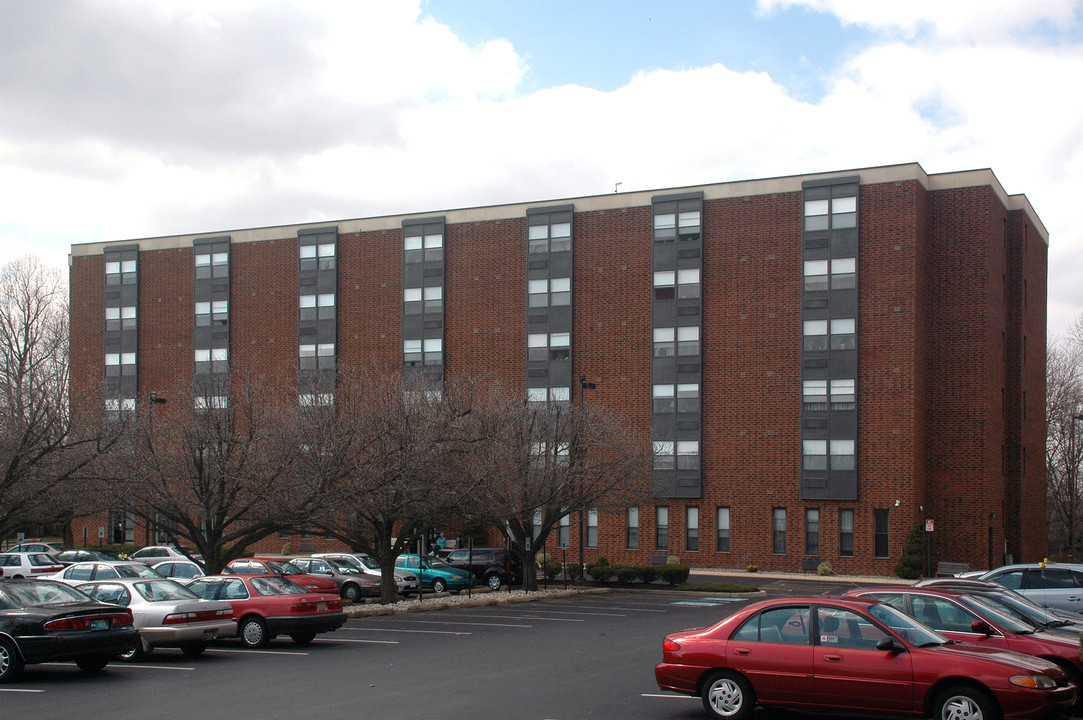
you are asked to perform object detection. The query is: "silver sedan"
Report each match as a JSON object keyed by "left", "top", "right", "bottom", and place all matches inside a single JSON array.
[{"left": 77, "top": 577, "right": 235, "bottom": 660}]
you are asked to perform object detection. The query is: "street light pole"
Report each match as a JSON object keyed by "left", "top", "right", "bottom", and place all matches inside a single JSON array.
[
  {"left": 577, "top": 374, "right": 596, "bottom": 578},
  {"left": 1071, "top": 414, "right": 1083, "bottom": 556}
]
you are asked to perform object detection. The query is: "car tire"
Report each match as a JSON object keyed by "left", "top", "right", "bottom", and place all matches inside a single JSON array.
[
  {"left": 486, "top": 573, "right": 502, "bottom": 591},
  {"left": 701, "top": 670, "right": 756, "bottom": 719},
  {"left": 75, "top": 655, "right": 110, "bottom": 673},
  {"left": 432, "top": 578, "right": 447, "bottom": 593},
  {"left": 342, "top": 583, "right": 361, "bottom": 603},
  {"left": 0, "top": 637, "right": 24, "bottom": 683},
  {"left": 933, "top": 685, "right": 999, "bottom": 720},
  {"left": 239, "top": 616, "right": 270, "bottom": 649},
  {"left": 179, "top": 642, "right": 206, "bottom": 658},
  {"left": 118, "top": 638, "right": 150, "bottom": 662},
  {"left": 290, "top": 631, "right": 317, "bottom": 645}
]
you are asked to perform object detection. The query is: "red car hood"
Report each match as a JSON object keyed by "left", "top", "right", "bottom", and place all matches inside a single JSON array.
[{"left": 932, "top": 641, "right": 1064, "bottom": 674}]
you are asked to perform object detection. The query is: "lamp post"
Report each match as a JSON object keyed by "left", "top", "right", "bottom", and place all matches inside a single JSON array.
[
  {"left": 1071, "top": 414, "right": 1083, "bottom": 556},
  {"left": 147, "top": 391, "right": 167, "bottom": 431},
  {"left": 577, "top": 374, "right": 596, "bottom": 578}
]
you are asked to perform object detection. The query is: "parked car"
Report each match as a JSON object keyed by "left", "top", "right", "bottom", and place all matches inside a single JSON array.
[
  {"left": 288, "top": 557, "right": 379, "bottom": 602},
  {"left": 50, "top": 560, "right": 162, "bottom": 586},
  {"left": 224, "top": 557, "right": 338, "bottom": 594},
  {"left": 184, "top": 574, "right": 346, "bottom": 648},
  {"left": 975, "top": 562, "right": 1083, "bottom": 613},
  {"left": 151, "top": 560, "right": 205, "bottom": 580},
  {"left": 0, "top": 579, "right": 139, "bottom": 683},
  {"left": 444, "top": 547, "right": 523, "bottom": 590},
  {"left": 844, "top": 586, "right": 1083, "bottom": 697},
  {"left": 394, "top": 554, "right": 472, "bottom": 593},
  {"left": 915, "top": 577, "right": 1083, "bottom": 636},
  {"left": 5, "top": 541, "right": 64, "bottom": 557},
  {"left": 130, "top": 545, "right": 205, "bottom": 564},
  {"left": 55, "top": 549, "right": 123, "bottom": 565},
  {"left": 0, "top": 552, "right": 65, "bottom": 579},
  {"left": 655, "top": 595, "right": 1077, "bottom": 719},
  {"left": 77, "top": 577, "right": 235, "bottom": 660},
  {"left": 313, "top": 552, "right": 420, "bottom": 595}
]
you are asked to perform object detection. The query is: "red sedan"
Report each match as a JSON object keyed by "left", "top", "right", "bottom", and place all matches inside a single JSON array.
[
  {"left": 655, "top": 596, "right": 1075, "bottom": 719},
  {"left": 224, "top": 557, "right": 338, "bottom": 594},
  {"left": 184, "top": 574, "right": 346, "bottom": 648}
]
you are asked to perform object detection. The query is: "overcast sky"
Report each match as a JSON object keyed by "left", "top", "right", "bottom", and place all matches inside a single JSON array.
[{"left": 1, "top": 0, "right": 1080, "bottom": 339}]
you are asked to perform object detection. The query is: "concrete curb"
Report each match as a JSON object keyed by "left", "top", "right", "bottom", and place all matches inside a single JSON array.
[{"left": 345, "top": 587, "right": 610, "bottom": 617}]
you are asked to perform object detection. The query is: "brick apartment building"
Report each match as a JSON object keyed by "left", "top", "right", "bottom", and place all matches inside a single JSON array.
[{"left": 68, "top": 162, "right": 1048, "bottom": 575}]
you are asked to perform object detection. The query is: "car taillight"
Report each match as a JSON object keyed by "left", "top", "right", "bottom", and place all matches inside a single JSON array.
[
  {"left": 45, "top": 612, "right": 133, "bottom": 630},
  {"left": 662, "top": 639, "right": 681, "bottom": 652},
  {"left": 163, "top": 608, "right": 233, "bottom": 625},
  {"left": 290, "top": 598, "right": 343, "bottom": 613}
]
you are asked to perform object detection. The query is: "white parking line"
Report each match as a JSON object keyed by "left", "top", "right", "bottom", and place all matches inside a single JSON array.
[
  {"left": 343, "top": 627, "right": 471, "bottom": 636},
  {"left": 560, "top": 604, "right": 667, "bottom": 613},
  {"left": 461, "top": 614, "right": 585, "bottom": 622},
  {"left": 204, "top": 648, "right": 309, "bottom": 656},
  {"left": 405, "top": 619, "right": 531, "bottom": 628},
  {"left": 319, "top": 638, "right": 399, "bottom": 644},
  {"left": 642, "top": 693, "right": 698, "bottom": 701},
  {"left": 41, "top": 661, "right": 194, "bottom": 672},
  {"left": 516, "top": 609, "right": 626, "bottom": 617},
  {"left": 0, "top": 688, "right": 45, "bottom": 693}
]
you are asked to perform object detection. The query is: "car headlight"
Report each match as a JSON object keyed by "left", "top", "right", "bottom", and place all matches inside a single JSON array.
[{"left": 1010, "top": 674, "right": 1057, "bottom": 689}]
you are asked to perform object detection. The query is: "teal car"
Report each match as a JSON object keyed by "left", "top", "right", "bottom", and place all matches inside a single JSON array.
[{"left": 394, "top": 554, "right": 472, "bottom": 593}]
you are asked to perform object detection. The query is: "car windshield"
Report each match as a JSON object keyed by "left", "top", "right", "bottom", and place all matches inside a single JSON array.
[
  {"left": 328, "top": 559, "right": 358, "bottom": 574},
  {"left": 960, "top": 594, "right": 1039, "bottom": 633},
  {"left": 266, "top": 561, "right": 302, "bottom": 575},
  {"left": 132, "top": 580, "right": 200, "bottom": 602},
  {"left": 867, "top": 602, "right": 947, "bottom": 647},
  {"left": 355, "top": 555, "right": 379, "bottom": 570},
  {"left": 250, "top": 576, "right": 308, "bottom": 596},
  {"left": 116, "top": 564, "right": 163, "bottom": 578},
  {"left": 0, "top": 580, "right": 94, "bottom": 607}
]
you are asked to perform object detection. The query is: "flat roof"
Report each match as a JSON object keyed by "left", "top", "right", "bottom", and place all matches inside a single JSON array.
[{"left": 70, "top": 162, "right": 1047, "bottom": 258}]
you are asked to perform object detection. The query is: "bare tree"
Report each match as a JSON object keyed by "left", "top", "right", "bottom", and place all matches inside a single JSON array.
[
  {"left": 302, "top": 367, "right": 483, "bottom": 602},
  {"left": 117, "top": 373, "right": 297, "bottom": 572},
  {"left": 1048, "top": 316, "right": 1083, "bottom": 556},
  {"left": 0, "top": 256, "right": 125, "bottom": 544},
  {"left": 470, "top": 395, "right": 652, "bottom": 591}
]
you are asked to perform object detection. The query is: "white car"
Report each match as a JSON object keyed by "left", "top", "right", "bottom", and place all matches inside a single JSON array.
[
  {"left": 131, "top": 545, "right": 205, "bottom": 564},
  {"left": 5, "top": 541, "right": 64, "bottom": 557},
  {"left": 77, "top": 577, "right": 235, "bottom": 659},
  {"left": 50, "top": 560, "right": 162, "bottom": 586},
  {"left": 313, "top": 552, "right": 420, "bottom": 594},
  {"left": 151, "top": 559, "right": 206, "bottom": 580},
  {"left": 0, "top": 552, "right": 65, "bottom": 579}
]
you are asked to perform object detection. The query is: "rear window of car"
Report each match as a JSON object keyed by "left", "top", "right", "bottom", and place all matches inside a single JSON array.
[
  {"left": 133, "top": 580, "right": 198, "bottom": 602},
  {"left": 2, "top": 581, "right": 92, "bottom": 606},
  {"left": 250, "top": 576, "right": 307, "bottom": 596},
  {"left": 0, "top": 555, "right": 17, "bottom": 567},
  {"left": 30, "top": 554, "right": 58, "bottom": 566}
]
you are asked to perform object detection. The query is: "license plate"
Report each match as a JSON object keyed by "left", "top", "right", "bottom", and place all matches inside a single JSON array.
[
  {"left": 202, "top": 630, "right": 217, "bottom": 640},
  {"left": 317, "top": 602, "right": 327, "bottom": 611},
  {"left": 89, "top": 618, "right": 109, "bottom": 631}
]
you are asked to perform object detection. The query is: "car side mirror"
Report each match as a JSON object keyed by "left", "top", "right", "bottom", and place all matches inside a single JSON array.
[
  {"left": 876, "top": 637, "right": 904, "bottom": 653},
  {"left": 971, "top": 620, "right": 993, "bottom": 636}
]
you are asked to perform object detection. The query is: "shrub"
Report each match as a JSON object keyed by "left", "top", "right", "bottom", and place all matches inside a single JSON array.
[
  {"left": 659, "top": 564, "right": 691, "bottom": 585},
  {"left": 746, "top": 564, "right": 759, "bottom": 573},
  {"left": 638, "top": 566, "right": 658, "bottom": 584},
  {"left": 281, "top": 542, "right": 293, "bottom": 556},
  {"left": 894, "top": 523, "right": 925, "bottom": 580},
  {"left": 615, "top": 565, "right": 639, "bottom": 584},
  {"left": 542, "top": 560, "right": 563, "bottom": 580},
  {"left": 666, "top": 555, "right": 681, "bottom": 565},
  {"left": 817, "top": 561, "right": 833, "bottom": 576},
  {"left": 594, "top": 556, "right": 610, "bottom": 567},
  {"left": 564, "top": 563, "right": 582, "bottom": 581},
  {"left": 535, "top": 552, "right": 550, "bottom": 567},
  {"left": 588, "top": 563, "right": 616, "bottom": 582}
]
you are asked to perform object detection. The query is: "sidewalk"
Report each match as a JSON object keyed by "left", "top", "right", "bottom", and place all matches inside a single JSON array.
[{"left": 690, "top": 567, "right": 916, "bottom": 586}]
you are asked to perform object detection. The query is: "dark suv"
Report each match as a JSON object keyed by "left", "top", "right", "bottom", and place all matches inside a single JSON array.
[{"left": 445, "top": 548, "right": 522, "bottom": 590}]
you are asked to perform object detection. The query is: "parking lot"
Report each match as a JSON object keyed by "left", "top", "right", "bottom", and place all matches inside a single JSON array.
[{"left": 5, "top": 586, "right": 1082, "bottom": 720}]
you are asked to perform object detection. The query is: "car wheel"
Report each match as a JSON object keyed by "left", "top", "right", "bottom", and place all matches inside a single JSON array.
[
  {"left": 432, "top": 578, "right": 447, "bottom": 593},
  {"left": 342, "top": 583, "right": 361, "bottom": 603},
  {"left": 75, "top": 655, "right": 110, "bottom": 673},
  {"left": 179, "top": 642, "right": 206, "bottom": 658},
  {"left": 118, "top": 637, "right": 149, "bottom": 662},
  {"left": 486, "top": 573, "right": 502, "bottom": 591},
  {"left": 239, "top": 616, "right": 270, "bottom": 649},
  {"left": 701, "top": 670, "right": 756, "bottom": 719},
  {"left": 0, "top": 637, "right": 24, "bottom": 683},
  {"left": 934, "top": 685, "right": 999, "bottom": 720},
  {"left": 290, "top": 632, "right": 317, "bottom": 645}
]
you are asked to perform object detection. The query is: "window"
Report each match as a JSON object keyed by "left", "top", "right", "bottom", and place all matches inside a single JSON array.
[
  {"left": 716, "top": 507, "right": 730, "bottom": 553},
  {"left": 299, "top": 393, "right": 334, "bottom": 407},
  {"left": 105, "top": 306, "right": 136, "bottom": 331},
  {"left": 676, "top": 441, "right": 700, "bottom": 470},
  {"left": 653, "top": 440, "right": 674, "bottom": 470},
  {"left": 195, "top": 300, "right": 228, "bottom": 326},
  {"left": 656, "top": 506, "right": 669, "bottom": 551},
  {"left": 587, "top": 508, "right": 598, "bottom": 548},
  {"left": 653, "top": 213, "right": 676, "bottom": 242},
  {"left": 528, "top": 225, "right": 548, "bottom": 254},
  {"left": 299, "top": 294, "right": 316, "bottom": 321},
  {"left": 652, "top": 385, "right": 675, "bottom": 413},
  {"left": 531, "top": 441, "right": 569, "bottom": 466},
  {"left": 803, "top": 320, "right": 827, "bottom": 351},
  {"left": 803, "top": 260, "right": 829, "bottom": 291},
  {"left": 105, "top": 352, "right": 136, "bottom": 376},
  {"left": 839, "top": 509, "right": 854, "bottom": 557},
  {"left": 803, "top": 379, "right": 828, "bottom": 410},
  {"left": 195, "top": 252, "right": 227, "bottom": 279},
  {"left": 830, "top": 379, "right": 855, "bottom": 410},
  {"left": 528, "top": 277, "right": 571, "bottom": 307},
  {"left": 874, "top": 509, "right": 890, "bottom": 558},
  {"left": 627, "top": 507, "right": 639, "bottom": 549},
  {"left": 677, "top": 326, "right": 700, "bottom": 356},
  {"left": 773, "top": 508, "right": 787, "bottom": 554},
  {"left": 104, "top": 397, "right": 136, "bottom": 415},
  {"left": 194, "top": 347, "right": 227, "bottom": 374},
  {"left": 423, "top": 286, "right": 443, "bottom": 314},
  {"left": 106, "top": 259, "right": 137, "bottom": 284},
  {"left": 831, "top": 257, "right": 856, "bottom": 289},
  {"left": 653, "top": 327, "right": 675, "bottom": 357},
  {"left": 653, "top": 270, "right": 675, "bottom": 300},
  {"left": 805, "top": 508, "right": 820, "bottom": 555},
  {"left": 686, "top": 507, "right": 699, "bottom": 552},
  {"left": 830, "top": 318, "right": 856, "bottom": 350},
  {"left": 802, "top": 440, "right": 827, "bottom": 470},
  {"left": 404, "top": 339, "right": 440, "bottom": 366},
  {"left": 655, "top": 266, "right": 702, "bottom": 300},
  {"left": 830, "top": 439, "right": 855, "bottom": 470},
  {"left": 549, "top": 223, "right": 571, "bottom": 252},
  {"left": 404, "top": 233, "right": 443, "bottom": 263},
  {"left": 527, "top": 332, "right": 570, "bottom": 362},
  {"left": 526, "top": 387, "right": 547, "bottom": 404},
  {"left": 195, "top": 395, "right": 228, "bottom": 410},
  {"left": 300, "top": 242, "right": 336, "bottom": 271},
  {"left": 405, "top": 284, "right": 443, "bottom": 317},
  {"left": 804, "top": 196, "right": 856, "bottom": 231},
  {"left": 404, "top": 287, "right": 422, "bottom": 314},
  {"left": 423, "top": 338, "right": 442, "bottom": 365},
  {"left": 559, "top": 514, "right": 570, "bottom": 548},
  {"left": 527, "top": 386, "right": 570, "bottom": 404}
]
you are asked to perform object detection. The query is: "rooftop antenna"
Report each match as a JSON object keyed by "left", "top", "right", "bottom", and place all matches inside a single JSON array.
[{"left": 614, "top": 182, "right": 622, "bottom": 193}]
